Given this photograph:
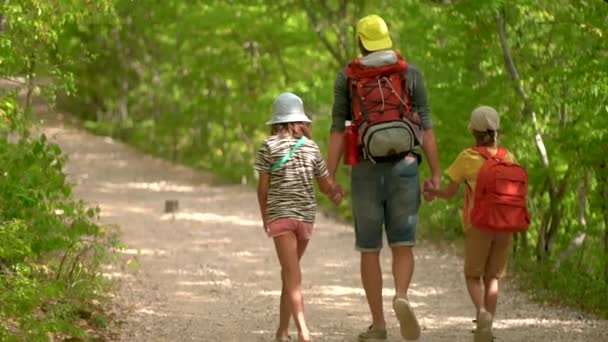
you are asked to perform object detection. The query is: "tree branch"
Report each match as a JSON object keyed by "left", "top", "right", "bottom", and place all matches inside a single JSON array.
[
  {"left": 495, "top": 10, "right": 552, "bottom": 177},
  {"left": 302, "top": 2, "right": 347, "bottom": 67}
]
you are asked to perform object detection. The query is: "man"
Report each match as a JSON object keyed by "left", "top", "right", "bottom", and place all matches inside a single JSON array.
[{"left": 327, "top": 14, "right": 441, "bottom": 341}]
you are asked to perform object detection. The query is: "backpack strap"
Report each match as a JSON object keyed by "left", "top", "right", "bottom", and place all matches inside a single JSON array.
[
  {"left": 473, "top": 146, "right": 507, "bottom": 161},
  {"left": 399, "top": 64, "right": 426, "bottom": 129},
  {"left": 271, "top": 136, "right": 307, "bottom": 171},
  {"left": 399, "top": 56, "right": 412, "bottom": 116},
  {"left": 496, "top": 147, "right": 508, "bottom": 159}
]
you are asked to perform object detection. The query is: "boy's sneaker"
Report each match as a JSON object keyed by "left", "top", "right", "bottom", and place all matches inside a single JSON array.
[
  {"left": 357, "top": 325, "right": 387, "bottom": 341},
  {"left": 393, "top": 294, "right": 421, "bottom": 341},
  {"left": 474, "top": 309, "right": 493, "bottom": 342}
]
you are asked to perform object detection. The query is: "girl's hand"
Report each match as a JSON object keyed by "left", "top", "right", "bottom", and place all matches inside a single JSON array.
[
  {"left": 330, "top": 184, "right": 344, "bottom": 205},
  {"left": 318, "top": 176, "right": 344, "bottom": 205},
  {"left": 262, "top": 216, "right": 270, "bottom": 234}
]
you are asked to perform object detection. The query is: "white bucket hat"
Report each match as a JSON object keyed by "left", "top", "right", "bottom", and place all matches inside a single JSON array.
[
  {"left": 468, "top": 105, "right": 500, "bottom": 131},
  {"left": 266, "top": 92, "right": 312, "bottom": 125}
]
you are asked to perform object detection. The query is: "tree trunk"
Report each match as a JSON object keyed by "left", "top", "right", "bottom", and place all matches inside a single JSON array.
[
  {"left": 537, "top": 207, "right": 549, "bottom": 260},
  {"left": 601, "top": 162, "right": 608, "bottom": 283},
  {"left": 495, "top": 10, "right": 552, "bottom": 176},
  {"left": 113, "top": 24, "right": 129, "bottom": 123},
  {"left": 495, "top": 9, "right": 569, "bottom": 261},
  {"left": 554, "top": 171, "right": 591, "bottom": 269},
  {"left": 545, "top": 167, "right": 572, "bottom": 253},
  {"left": 0, "top": 0, "right": 8, "bottom": 33}
]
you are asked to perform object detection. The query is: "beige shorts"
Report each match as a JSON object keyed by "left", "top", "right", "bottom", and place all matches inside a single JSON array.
[{"left": 464, "top": 228, "right": 513, "bottom": 278}]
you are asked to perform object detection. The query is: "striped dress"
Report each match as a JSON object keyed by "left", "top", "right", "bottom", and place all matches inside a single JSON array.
[{"left": 254, "top": 135, "right": 329, "bottom": 223}]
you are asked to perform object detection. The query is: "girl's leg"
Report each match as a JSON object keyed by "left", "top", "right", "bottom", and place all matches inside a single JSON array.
[
  {"left": 276, "top": 237, "right": 309, "bottom": 339},
  {"left": 465, "top": 276, "right": 485, "bottom": 312},
  {"left": 276, "top": 279, "right": 290, "bottom": 339},
  {"left": 274, "top": 233, "right": 310, "bottom": 341},
  {"left": 483, "top": 276, "right": 499, "bottom": 316}
]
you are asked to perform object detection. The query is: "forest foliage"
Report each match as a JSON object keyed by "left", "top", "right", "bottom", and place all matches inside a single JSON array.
[
  {"left": 62, "top": 0, "right": 608, "bottom": 316},
  {"left": 1, "top": 1, "right": 119, "bottom": 340},
  {"left": 2, "top": 0, "right": 607, "bottom": 326}
]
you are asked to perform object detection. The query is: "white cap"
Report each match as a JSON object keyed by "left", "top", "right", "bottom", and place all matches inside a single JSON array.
[{"left": 468, "top": 106, "right": 500, "bottom": 131}]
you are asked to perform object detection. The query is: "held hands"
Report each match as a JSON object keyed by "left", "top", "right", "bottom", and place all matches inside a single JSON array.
[
  {"left": 328, "top": 181, "right": 345, "bottom": 206},
  {"left": 422, "top": 173, "right": 442, "bottom": 202},
  {"left": 422, "top": 178, "right": 437, "bottom": 202},
  {"left": 319, "top": 176, "right": 345, "bottom": 206}
]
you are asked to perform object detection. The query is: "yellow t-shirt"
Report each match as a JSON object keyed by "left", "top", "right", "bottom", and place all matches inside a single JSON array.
[{"left": 446, "top": 148, "right": 516, "bottom": 232}]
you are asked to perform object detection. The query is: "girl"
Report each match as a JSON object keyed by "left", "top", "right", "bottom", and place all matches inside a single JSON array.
[
  {"left": 424, "top": 106, "right": 517, "bottom": 342},
  {"left": 254, "top": 92, "right": 342, "bottom": 342}
]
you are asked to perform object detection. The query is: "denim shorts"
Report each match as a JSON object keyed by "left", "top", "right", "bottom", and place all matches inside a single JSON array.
[{"left": 350, "top": 156, "right": 421, "bottom": 252}]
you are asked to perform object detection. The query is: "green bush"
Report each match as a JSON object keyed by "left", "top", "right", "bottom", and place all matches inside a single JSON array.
[{"left": 0, "top": 132, "right": 117, "bottom": 340}]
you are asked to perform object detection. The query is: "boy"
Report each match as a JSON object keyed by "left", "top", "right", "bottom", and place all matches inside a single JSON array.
[{"left": 424, "top": 106, "right": 518, "bottom": 342}]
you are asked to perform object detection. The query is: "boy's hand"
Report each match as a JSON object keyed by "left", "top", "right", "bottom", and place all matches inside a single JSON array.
[{"left": 422, "top": 179, "right": 436, "bottom": 202}]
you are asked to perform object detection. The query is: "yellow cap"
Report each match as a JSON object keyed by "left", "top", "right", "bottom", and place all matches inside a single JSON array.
[{"left": 357, "top": 15, "right": 393, "bottom": 51}]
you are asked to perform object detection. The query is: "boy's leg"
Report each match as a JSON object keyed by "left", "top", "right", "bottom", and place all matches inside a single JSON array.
[
  {"left": 464, "top": 228, "right": 493, "bottom": 312},
  {"left": 482, "top": 277, "right": 499, "bottom": 316},
  {"left": 484, "top": 232, "right": 513, "bottom": 316},
  {"left": 468, "top": 275, "right": 492, "bottom": 342},
  {"left": 465, "top": 276, "right": 484, "bottom": 312},
  {"left": 273, "top": 232, "right": 310, "bottom": 341}
]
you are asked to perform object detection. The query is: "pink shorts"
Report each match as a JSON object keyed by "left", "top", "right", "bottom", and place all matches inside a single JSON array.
[{"left": 266, "top": 218, "right": 313, "bottom": 240}]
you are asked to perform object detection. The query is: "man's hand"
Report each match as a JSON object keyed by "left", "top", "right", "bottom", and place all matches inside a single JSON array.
[
  {"left": 327, "top": 132, "right": 345, "bottom": 179},
  {"left": 330, "top": 183, "right": 345, "bottom": 206},
  {"left": 422, "top": 129, "right": 441, "bottom": 193},
  {"left": 422, "top": 179, "right": 436, "bottom": 202},
  {"left": 431, "top": 173, "right": 441, "bottom": 192}
]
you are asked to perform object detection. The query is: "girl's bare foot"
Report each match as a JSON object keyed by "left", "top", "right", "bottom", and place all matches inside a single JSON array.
[
  {"left": 275, "top": 329, "right": 290, "bottom": 342},
  {"left": 298, "top": 329, "right": 311, "bottom": 342}
]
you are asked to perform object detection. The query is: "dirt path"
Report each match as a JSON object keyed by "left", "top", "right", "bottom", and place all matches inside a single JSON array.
[{"left": 40, "top": 114, "right": 608, "bottom": 342}]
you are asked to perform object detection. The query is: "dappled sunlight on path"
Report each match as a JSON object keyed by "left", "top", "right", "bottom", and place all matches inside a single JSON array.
[{"left": 40, "top": 112, "right": 608, "bottom": 341}]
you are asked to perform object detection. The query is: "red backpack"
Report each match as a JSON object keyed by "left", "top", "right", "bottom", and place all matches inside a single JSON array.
[
  {"left": 469, "top": 147, "right": 530, "bottom": 233},
  {"left": 346, "top": 52, "right": 422, "bottom": 163}
]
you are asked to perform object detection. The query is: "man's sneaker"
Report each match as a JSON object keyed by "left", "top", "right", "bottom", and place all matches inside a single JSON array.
[
  {"left": 474, "top": 309, "right": 493, "bottom": 342},
  {"left": 357, "top": 325, "right": 387, "bottom": 341},
  {"left": 393, "top": 294, "right": 421, "bottom": 341}
]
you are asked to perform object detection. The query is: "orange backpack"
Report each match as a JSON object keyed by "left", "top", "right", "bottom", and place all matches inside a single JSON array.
[{"left": 469, "top": 147, "right": 530, "bottom": 233}]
